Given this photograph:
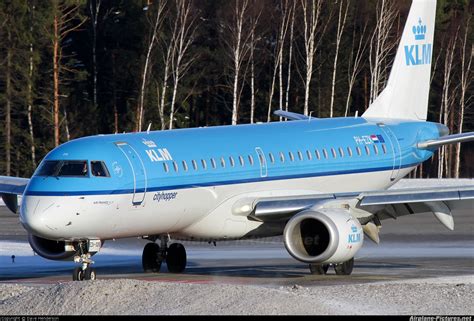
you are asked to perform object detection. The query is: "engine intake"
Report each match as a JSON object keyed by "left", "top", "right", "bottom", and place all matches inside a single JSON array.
[
  {"left": 283, "top": 208, "right": 363, "bottom": 264},
  {"left": 28, "top": 234, "right": 102, "bottom": 261}
]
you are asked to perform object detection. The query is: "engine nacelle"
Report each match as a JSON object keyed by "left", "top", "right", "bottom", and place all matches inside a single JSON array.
[
  {"left": 28, "top": 234, "right": 102, "bottom": 261},
  {"left": 283, "top": 208, "right": 363, "bottom": 264}
]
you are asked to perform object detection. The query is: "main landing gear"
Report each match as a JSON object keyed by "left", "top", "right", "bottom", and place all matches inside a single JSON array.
[
  {"left": 309, "top": 258, "right": 354, "bottom": 276},
  {"left": 142, "top": 235, "right": 187, "bottom": 274},
  {"left": 72, "top": 242, "right": 96, "bottom": 281}
]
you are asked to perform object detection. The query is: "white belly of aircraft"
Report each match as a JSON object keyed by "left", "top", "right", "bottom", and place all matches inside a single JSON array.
[{"left": 21, "top": 167, "right": 413, "bottom": 241}]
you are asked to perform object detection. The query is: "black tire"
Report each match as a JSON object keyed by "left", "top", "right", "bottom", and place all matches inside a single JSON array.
[
  {"left": 142, "top": 243, "right": 162, "bottom": 273},
  {"left": 84, "top": 268, "right": 97, "bottom": 281},
  {"left": 335, "top": 258, "right": 354, "bottom": 275},
  {"left": 73, "top": 267, "right": 84, "bottom": 281},
  {"left": 166, "top": 243, "right": 187, "bottom": 273},
  {"left": 309, "top": 264, "right": 329, "bottom": 275}
]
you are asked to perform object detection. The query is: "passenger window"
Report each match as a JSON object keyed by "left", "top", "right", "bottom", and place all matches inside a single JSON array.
[
  {"left": 239, "top": 156, "right": 245, "bottom": 166},
  {"left": 373, "top": 144, "right": 379, "bottom": 155},
  {"left": 163, "top": 163, "right": 169, "bottom": 173},
  {"left": 91, "top": 161, "right": 110, "bottom": 177},
  {"left": 323, "top": 149, "right": 328, "bottom": 159},
  {"left": 192, "top": 160, "right": 198, "bottom": 171},
  {"left": 297, "top": 151, "right": 303, "bottom": 161},
  {"left": 268, "top": 153, "right": 275, "bottom": 164},
  {"left": 182, "top": 160, "right": 188, "bottom": 172},
  {"left": 331, "top": 148, "right": 337, "bottom": 158},
  {"left": 288, "top": 152, "right": 295, "bottom": 162},
  {"left": 347, "top": 147, "right": 353, "bottom": 157},
  {"left": 356, "top": 147, "right": 362, "bottom": 156},
  {"left": 201, "top": 159, "right": 207, "bottom": 170},
  {"left": 220, "top": 157, "right": 226, "bottom": 168},
  {"left": 248, "top": 155, "right": 254, "bottom": 166},
  {"left": 365, "top": 146, "right": 370, "bottom": 156},
  {"left": 315, "top": 149, "right": 321, "bottom": 160},
  {"left": 382, "top": 144, "right": 387, "bottom": 154},
  {"left": 279, "top": 152, "right": 285, "bottom": 163},
  {"left": 306, "top": 150, "right": 312, "bottom": 160},
  {"left": 210, "top": 158, "right": 217, "bottom": 169},
  {"left": 173, "top": 161, "right": 179, "bottom": 172},
  {"left": 339, "top": 147, "right": 344, "bottom": 158},
  {"left": 229, "top": 156, "right": 235, "bottom": 167}
]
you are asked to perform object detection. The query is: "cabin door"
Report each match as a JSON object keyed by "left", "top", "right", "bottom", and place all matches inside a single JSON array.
[
  {"left": 378, "top": 125, "right": 402, "bottom": 181},
  {"left": 255, "top": 147, "right": 268, "bottom": 178},
  {"left": 116, "top": 142, "right": 147, "bottom": 205}
]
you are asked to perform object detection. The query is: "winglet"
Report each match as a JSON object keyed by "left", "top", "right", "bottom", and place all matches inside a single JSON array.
[{"left": 273, "top": 110, "right": 310, "bottom": 121}]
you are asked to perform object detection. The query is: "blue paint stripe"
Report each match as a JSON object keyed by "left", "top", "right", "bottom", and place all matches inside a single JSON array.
[{"left": 24, "top": 163, "right": 417, "bottom": 197}]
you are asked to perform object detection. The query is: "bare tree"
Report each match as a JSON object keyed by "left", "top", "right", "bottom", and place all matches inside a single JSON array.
[
  {"left": 267, "top": 0, "right": 292, "bottom": 122},
  {"left": 158, "top": 18, "right": 176, "bottom": 130},
  {"left": 438, "top": 33, "right": 458, "bottom": 178},
  {"left": 51, "top": 0, "right": 87, "bottom": 146},
  {"left": 329, "top": 0, "right": 349, "bottom": 118},
  {"left": 285, "top": 1, "right": 297, "bottom": 113},
  {"left": 454, "top": 17, "right": 473, "bottom": 178},
  {"left": 369, "top": 0, "right": 398, "bottom": 104},
  {"left": 345, "top": 22, "right": 368, "bottom": 117},
  {"left": 27, "top": 3, "right": 36, "bottom": 169},
  {"left": 250, "top": 23, "right": 256, "bottom": 123},
  {"left": 89, "top": 0, "right": 101, "bottom": 111},
  {"left": 226, "top": 0, "right": 253, "bottom": 125},
  {"left": 5, "top": 28, "right": 12, "bottom": 175},
  {"left": 301, "top": 0, "right": 323, "bottom": 116},
  {"left": 136, "top": 0, "right": 167, "bottom": 132},
  {"left": 169, "top": 0, "right": 198, "bottom": 130}
]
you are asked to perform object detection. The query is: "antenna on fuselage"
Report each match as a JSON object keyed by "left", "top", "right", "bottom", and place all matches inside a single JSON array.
[
  {"left": 146, "top": 123, "right": 152, "bottom": 134},
  {"left": 354, "top": 110, "right": 359, "bottom": 118},
  {"left": 309, "top": 111, "right": 314, "bottom": 121}
]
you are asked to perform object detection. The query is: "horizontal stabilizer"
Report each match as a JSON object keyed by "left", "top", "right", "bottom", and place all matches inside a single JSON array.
[
  {"left": 417, "top": 132, "right": 474, "bottom": 149},
  {"left": 273, "top": 110, "right": 310, "bottom": 121}
]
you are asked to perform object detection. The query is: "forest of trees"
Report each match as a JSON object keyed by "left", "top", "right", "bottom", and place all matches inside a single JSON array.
[{"left": 0, "top": 0, "right": 472, "bottom": 178}]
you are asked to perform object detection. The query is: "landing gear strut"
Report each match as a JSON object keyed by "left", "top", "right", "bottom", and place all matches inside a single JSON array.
[
  {"left": 142, "top": 235, "right": 187, "bottom": 274},
  {"left": 309, "top": 264, "right": 330, "bottom": 275},
  {"left": 72, "top": 242, "right": 96, "bottom": 281},
  {"left": 308, "top": 258, "right": 354, "bottom": 276}
]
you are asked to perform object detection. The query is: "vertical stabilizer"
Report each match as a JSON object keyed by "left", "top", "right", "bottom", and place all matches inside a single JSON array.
[{"left": 363, "top": 0, "right": 436, "bottom": 121}]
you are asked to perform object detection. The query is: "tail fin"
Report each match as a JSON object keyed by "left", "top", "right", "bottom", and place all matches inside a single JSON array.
[{"left": 363, "top": 0, "right": 436, "bottom": 121}]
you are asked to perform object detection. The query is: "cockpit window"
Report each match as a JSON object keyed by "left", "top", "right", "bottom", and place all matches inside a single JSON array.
[
  {"left": 36, "top": 161, "right": 61, "bottom": 176},
  {"left": 91, "top": 161, "right": 110, "bottom": 177},
  {"left": 58, "top": 161, "right": 89, "bottom": 176},
  {"left": 35, "top": 160, "right": 89, "bottom": 177}
]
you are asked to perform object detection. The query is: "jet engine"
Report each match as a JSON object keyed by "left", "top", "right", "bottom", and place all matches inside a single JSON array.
[
  {"left": 283, "top": 208, "right": 363, "bottom": 264},
  {"left": 28, "top": 234, "right": 101, "bottom": 261}
]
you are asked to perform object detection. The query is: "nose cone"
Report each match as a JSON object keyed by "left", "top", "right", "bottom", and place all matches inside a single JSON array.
[{"left": 20, "top": 196, "right": 52, "bottom": 238}]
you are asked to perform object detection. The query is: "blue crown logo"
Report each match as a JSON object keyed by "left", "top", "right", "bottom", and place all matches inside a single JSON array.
[
  {"left": 351, "top": 225, "right": 358, "bottom": 233},
  {"left": 412, "top": 18, "right": 426, "bottom": 41}
]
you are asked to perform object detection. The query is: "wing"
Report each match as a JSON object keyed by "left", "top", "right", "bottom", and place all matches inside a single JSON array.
[
  {"left": 0, "top": 176, "right": 29, "bottom": 195},
  {"left": 237, "top": 185, "right": 474, "bottom": 242},
  {"left": 0, "top": 176, "right": 29, "bottom": 214}
]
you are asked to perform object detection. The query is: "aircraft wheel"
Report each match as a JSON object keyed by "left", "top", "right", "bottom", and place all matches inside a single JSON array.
[
  {"left": 84, "top": 267, "right": 97, "bottom": 281},
  {"left": 73, "top": 267, "right": 84, "bottom": 281},
  {"left": 166, "top": 243, "right": 187, "bottom": 273},
  {"left": 334, "top": 258, "right": 354, "bottom": 275},
  {"left": 142, "top": 242, "right": 162, "bottom": 273},
  {"left": 309, "top": 264, "right": 329, "bottom": 275}
]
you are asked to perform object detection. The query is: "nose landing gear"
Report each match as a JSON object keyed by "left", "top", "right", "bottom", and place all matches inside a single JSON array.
[
  {"left": 72, "top": 241, "right": 98, "bottom": 281},
  {"left": 142, "top": 235, "right": 187, "bottom": 274}
]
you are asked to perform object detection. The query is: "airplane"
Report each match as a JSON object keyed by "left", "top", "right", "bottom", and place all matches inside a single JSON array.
[{"left": 1, "top": 0, "right": 473, "bottom": 281}]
